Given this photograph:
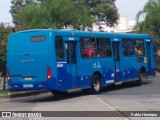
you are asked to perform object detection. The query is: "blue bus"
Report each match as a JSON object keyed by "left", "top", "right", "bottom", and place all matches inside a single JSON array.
[{"left": 7, "top": 29, "right": 156, "bottom": 94}]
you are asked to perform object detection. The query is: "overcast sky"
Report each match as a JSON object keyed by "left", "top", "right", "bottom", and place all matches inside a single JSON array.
[
  {"left": 116, "top": 0, "right": 148, "bottom": 19},
  {"left": 0, "top": 0, "right": 148, "bottom": 24}
]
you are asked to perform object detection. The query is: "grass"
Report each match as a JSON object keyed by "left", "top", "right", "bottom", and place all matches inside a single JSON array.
[
  {"left": 0, "top": 89, "right": 9, "bottom": 94},
  {"left": 0, "top": 89, "right": 37, "bottom": 95},
  {"left": 0, "top": 89, "right": 43, "bottom": 94}
]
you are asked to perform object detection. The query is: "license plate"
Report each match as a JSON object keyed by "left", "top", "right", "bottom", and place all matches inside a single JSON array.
[{"left": 24, "top": 78, "right": 32, "bottom": 80}]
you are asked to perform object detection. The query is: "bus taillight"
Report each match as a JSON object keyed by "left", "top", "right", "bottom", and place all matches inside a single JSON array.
[
  {"left": 7, "top": 71, "right": 11, "bottom": 81},
  {"left": 47, "top": 67, "right": 52, "bottom": 80}
]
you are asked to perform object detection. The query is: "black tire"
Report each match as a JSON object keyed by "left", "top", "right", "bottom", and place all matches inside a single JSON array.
[
  {"left": 91, "top": 75, "right": 101, "bottom": 94},
  {"left": 136, "top": 72, "right": 142, "bottom": 86},
  {"left": 51, "top": 90, "right": 67, "bottom": 95}
]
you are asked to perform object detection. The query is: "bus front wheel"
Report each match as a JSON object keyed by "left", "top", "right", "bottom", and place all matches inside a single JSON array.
[{"left": 91, "top": 75, "right": 101, "bottom": 94}]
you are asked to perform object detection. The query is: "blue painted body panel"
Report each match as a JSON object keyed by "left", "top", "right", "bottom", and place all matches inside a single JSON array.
[{"left": 7, "top": 29, "right": 156, "bottom": 92}]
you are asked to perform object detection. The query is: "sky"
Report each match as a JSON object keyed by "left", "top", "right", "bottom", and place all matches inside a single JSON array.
[
  {"left": 115, "top": 0, "right": 148, "bottom": 19},
  {"left": 0, "top": 0, "right": 148, "bottom": 24},
  {"left": 0, "top": 0, "right": 12, "bottom": 23}
]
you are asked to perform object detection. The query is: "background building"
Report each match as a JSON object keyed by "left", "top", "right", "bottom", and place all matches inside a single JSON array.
[{"left": 92, "top": 16, "right": 136, "bottom": 32}]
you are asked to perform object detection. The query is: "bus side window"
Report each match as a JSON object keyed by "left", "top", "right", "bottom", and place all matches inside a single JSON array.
[
  {"left": 97, "top": 38, "right": 111, "bottom": 58},
  {"left": 55, "top": 37, "right": 65, "bottom": 60},
  {"left": 122, "top": 39, "right": 134, "bottom": 56},
  {"left": 134, "top": 39, "right": 145, "bottom": 56},
  {"left": 80, "top": 37, "right": 96, "bottom": 59}
]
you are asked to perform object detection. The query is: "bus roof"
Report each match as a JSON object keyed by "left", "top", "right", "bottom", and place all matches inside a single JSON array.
[
  {"left": 115, "top": 32, "right": 150, "bottom": 39},
  {"left": 12, "top": 29, "right": 151, "bottom": 40}
]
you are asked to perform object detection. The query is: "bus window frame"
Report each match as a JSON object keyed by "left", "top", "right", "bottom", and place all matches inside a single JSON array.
[
  {"left": 122, "top": 38, "right": 135, "bottom": 57},
  {"left": 79, "top": 37, "right": 97, "bottom": 60},
  {"left": 134, "top": 39, "right": 145, "bottom": 56},
  {"left": 96, "top": 37, "right": 112, "bottom": 58},
  {"left": 55, "top": 36, "right": 65, "bottom": 61}
]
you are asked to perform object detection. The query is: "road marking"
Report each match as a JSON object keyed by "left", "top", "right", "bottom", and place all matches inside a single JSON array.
[{"left": 96, "top": 95, "right": 130, "bottom": 120}]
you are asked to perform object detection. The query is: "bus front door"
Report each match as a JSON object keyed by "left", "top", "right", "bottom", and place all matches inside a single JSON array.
[
  {"left": 65, "top": 42, "right": 79, "bottom": 89},
  {"left": 112, "top": 42, "right": 122, "bottom": 82}
]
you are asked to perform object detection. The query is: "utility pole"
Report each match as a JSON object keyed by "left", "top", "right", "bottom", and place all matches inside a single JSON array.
[{"left": 3, "top": 76, "right": 6, "bottom": 90}]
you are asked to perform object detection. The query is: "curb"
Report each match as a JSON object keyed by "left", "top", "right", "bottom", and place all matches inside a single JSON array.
[{"left": 0, "top": 90, "right": 49, "bottom": 100}]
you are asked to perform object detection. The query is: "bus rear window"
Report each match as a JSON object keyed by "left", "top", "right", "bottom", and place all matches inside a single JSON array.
[{"left": 31, "top": 36, "right": 45, "bottom": 42}]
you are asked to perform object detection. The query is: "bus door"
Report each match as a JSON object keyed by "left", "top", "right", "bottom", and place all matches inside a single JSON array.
[
  {"left": 146, "top": 41, "right": 151, "bottom": 74},
  {"left": 112, "top": 41, "right": 121, "bottom": 82},
  {"left": 65, "top": 42, "right": 79, "bottom": 89}
]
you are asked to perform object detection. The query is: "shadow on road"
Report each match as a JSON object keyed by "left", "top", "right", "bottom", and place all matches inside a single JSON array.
[{"left": 101, "top": 79, "right": 152, "bottom": 93}]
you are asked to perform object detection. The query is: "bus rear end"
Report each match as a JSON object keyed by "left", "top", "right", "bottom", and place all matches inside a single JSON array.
[{"left": 7, "top": 30, "right": 56, "bottom": 91}]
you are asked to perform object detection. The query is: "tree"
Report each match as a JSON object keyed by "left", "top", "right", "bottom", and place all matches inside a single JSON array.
[
  {"left": 0, "top": 23, "right": 12, "bottom": 90},
  {"left": 10, "top": 0, "right": 119, "bottom": 30},
  {"left": 10, "top": 0, "right": 36, "bottom": 26},
  {"left": 10, "top": 0, "right": 93, "bottom": 30},
  {"left": 71, "top": 0, "right": 119, "bottom": 27},
  {"left": 135, "top": 0, "right": 160, "bottom": 52},
  {"left": 136, "top": 0, "right": 160, "bottom": 36}
]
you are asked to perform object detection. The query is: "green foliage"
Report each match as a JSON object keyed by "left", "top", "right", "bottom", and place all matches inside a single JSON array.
[
  {"left": 135, "top": 0, "right": 160, "bottom": 51},
  {"left": 85, "top": 0, "right": 119, "bottom": 27},
  {"left": 19, "top": 3, "right": 51, "bottom": 29},
  {"left": 41, "top": 0, "right": 93, "bottom": 29},
  {"left": 0, "top": 89, "right": 9, "bottom": 94},
  {"left": 0, "top": 23, "right": 12, "bottom": 76},
  {"left": 135, "top": 0, "right": 160, "bottom": 37},
  {"left": 10, "top": 0, "right": 119, "bottom": 30}
]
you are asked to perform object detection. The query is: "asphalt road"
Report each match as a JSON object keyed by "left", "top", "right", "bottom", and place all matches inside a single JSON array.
[{"left": 0, "top": 74, "right": 160, "bottom": 120}]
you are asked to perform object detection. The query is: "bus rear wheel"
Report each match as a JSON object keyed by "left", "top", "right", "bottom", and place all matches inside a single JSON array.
[{"left": 91, "top": 75, "right": 101, "bottom": 94}]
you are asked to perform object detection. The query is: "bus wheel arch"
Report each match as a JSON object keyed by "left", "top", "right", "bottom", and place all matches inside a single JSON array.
[
  {"left": 140, "top": 66, "right": 146, "bottom": 78},
  {"left": 136, "top": 66, "right": 146, "bottom": 86},
  {"left": 91, "top": 72, "right": 102, "bottom": 94},
  {"left": 136, "top": 72, "right": 142, "bottom": 86}
]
